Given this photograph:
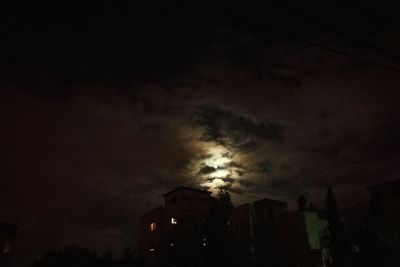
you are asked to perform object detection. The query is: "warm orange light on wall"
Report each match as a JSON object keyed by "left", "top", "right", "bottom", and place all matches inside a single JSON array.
[{"left": 149, "top": 222, "right": 157, "bottom": 231}]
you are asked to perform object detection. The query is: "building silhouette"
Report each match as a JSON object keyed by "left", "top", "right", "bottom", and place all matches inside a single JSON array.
[
  {"left": 232, "top": 198, "right": 289, "bottom": 263},
  {"left": 232, "top": 196, "right": 329, "bottom": 267},
  {"left": 139, "top": 187, "right": 212, "bottom": 266},
  {"left": 369, "top": 178, "right": 400, "bottom": 223},
  {"left": 368, "top": 179, "right": 400, "bottom": 267},
  {"left": 139, "top": 187, "right": 331, "bottom": 267}
]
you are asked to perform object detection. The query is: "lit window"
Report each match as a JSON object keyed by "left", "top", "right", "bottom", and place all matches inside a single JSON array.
[
  {"left": 171, "top": 217, "right": 177, "bottom": 225},
  {"left": 149, "top": 222, "right": 157, "bottom": 231}
]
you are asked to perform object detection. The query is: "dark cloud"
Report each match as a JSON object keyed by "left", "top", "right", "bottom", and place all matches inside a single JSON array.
[
  {"left": 195, "top": 106, "right": 285, "bottom": 152},
  {"left": 198, "top": 165, "right": 218, "bottom": 175},
  {"left": 0, "top": 1, "right": 218, "bottom": 91},
  {"left": 257, "top": 160, "right": 272, "bottom": 173},
  {"left": 219, "top": 183, "right": 245, "bottom": 195},
  {"left": 227, "top": 161, "right": 247, "bottom": 169},
  {"left": 237, "top": 179, "right": 257, "bottom": 188},
  {"left": 222, "top": 177, "right": 237, "bottom": 184}
]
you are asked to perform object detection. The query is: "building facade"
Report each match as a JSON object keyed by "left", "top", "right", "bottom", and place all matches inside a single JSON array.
[
  {"left": 139, "top": 187, "right": 212, "bottom": 266},
  {"left": 274, "top": 210, "right": 329, "bottom": 267},
  {"left": 233, "top": 196, "right": 329, "bottom": 267},
  {"left": 368, "top": 179, "right": 400, "bottom": 267},
  {"left": 369, "top": 178, "right": 400, "bottom": 223},
  {"left": 232, "top": 198, "right": 289, "bottom": 263},
  {"left": 139, "top": 187, "right": 330, "bottom": 267}
]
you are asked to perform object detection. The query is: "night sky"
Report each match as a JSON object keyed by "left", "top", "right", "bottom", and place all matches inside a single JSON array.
[{"left": 1, "top": 0, "right": 400, "bottom": 265}]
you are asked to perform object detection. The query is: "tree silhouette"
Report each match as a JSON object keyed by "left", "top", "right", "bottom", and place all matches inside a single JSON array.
[
  {"left": 29, "top": 246, "right": 143, "bottom": 267},
  {"left": 325, "top": 186, "right": 354, "bottom": 267},
  {"left": 204, "top": 189, "right": 244, "bottom": 267},
  {"left": 30, "top": 247, "right": 99, "bottom": 267}
]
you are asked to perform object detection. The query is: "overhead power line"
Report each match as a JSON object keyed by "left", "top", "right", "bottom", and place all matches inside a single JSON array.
[
  {"left": 266, "top": 0, "right": 400, "bottom": 63},
  {"left": 193, "top": 3, "right": 400, "bottom": 74},
  {"left": 339, "top": 0, "right": 400, "bottom": 29},
  {"left": 228, "top": 13, "right": 400, "bottom": 73}
]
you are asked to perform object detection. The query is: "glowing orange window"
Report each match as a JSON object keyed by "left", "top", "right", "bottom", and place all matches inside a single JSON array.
[{"left": 149, "top": 222, "right": 157, "bottom": 231}]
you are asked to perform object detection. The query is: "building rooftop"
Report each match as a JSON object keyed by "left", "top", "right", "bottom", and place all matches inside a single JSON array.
[
  {"left": 368, "top": 178, "right": 400, "bottom": 190},
  {"left": 162, "top": 186, "right": 211, "bottom": 197},
  {"left": 254, "top": 198, "right": 287, "bottom": 205},
  {"left": 141, "top": 207, "right": 163, "bottom": 217}
]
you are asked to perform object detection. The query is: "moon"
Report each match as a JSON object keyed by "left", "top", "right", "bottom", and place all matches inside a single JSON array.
[{"left": 197, "top": 145, "right": 238, "bottom": 192}]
